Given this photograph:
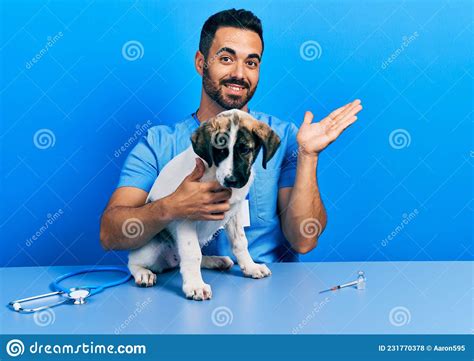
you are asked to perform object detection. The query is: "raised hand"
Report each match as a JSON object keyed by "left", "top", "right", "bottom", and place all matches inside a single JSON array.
[{"left": 297, "top": 99, "right": 363, "bottom": 156}]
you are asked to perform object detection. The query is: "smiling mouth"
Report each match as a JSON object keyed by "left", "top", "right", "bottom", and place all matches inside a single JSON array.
[{"left": 223, "top": 83, "right": 247, "bottom": 93}]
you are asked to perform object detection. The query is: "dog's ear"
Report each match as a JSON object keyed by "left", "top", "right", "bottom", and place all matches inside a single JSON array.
[
  {"left": 253, "top": 123, "right": 281, "bottom": 169},
  {"left": 191, "top": 122, "right": 213, "bottom": 167}
]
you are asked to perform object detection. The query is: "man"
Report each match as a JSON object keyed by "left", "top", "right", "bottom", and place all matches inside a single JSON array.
[{"left": 100, "top": 9, "right": 362, "bottom": 263}]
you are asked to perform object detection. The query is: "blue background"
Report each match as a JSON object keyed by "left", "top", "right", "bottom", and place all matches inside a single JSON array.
[{"left": 1, "top": 0, "right": 471, "bottom": 267}]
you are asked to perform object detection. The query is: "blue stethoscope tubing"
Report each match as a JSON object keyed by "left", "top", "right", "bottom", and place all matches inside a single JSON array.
[
  {"left": 51, "top": 266, "right": 132, "bottom": 296},
  {"left": 9, "top": 266, "right": 132, "bottom": 313}
]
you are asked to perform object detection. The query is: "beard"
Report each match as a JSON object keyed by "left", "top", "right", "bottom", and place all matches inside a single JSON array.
[{"left": 202, "top": 67, "right": 257, "bottom": 110}]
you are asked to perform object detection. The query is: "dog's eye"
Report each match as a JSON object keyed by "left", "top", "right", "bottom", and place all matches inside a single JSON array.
[
  {"left": 214, "top": 148, "right": 227, "bottom": 155},
  {"left": 239, "top": 145, "right": 251, "bottom": 154}
]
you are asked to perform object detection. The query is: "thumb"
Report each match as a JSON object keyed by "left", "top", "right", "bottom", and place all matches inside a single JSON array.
[
  {"left": 301, "top": 111, "right": 314, "bottom": 126},
  {"left": 186, "top": 158, "right": 205, "bottom": 181}
]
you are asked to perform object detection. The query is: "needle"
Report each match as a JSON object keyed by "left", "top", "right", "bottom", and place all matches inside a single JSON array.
[
  {"left": 319, "top": 280, "right": 358, "bottom": 293},
  {"left": 319, "top": 271, "right": 366, "bottom": 294}
]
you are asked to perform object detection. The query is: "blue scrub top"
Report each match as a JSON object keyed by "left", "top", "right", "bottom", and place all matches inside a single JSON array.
[{"left": 117, "top": 110, "right": 300, "bottom": 263}]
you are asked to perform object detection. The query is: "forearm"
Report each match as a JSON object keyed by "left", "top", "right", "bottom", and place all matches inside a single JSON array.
[
  {"left": 100, "top": 196, "right": 174, "bottom": 250},
  {"left": 282, "top": 153, "right": 327, "bottom": 253}
]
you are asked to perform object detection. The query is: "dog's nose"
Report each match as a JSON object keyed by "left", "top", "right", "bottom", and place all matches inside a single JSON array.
[{"left": 223, "top": 175, "right": 239, "bottom": 187}]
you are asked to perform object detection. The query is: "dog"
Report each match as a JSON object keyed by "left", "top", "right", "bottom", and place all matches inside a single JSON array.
[{"left": 128, "top": 109, "right": 281, "bottom": 300}]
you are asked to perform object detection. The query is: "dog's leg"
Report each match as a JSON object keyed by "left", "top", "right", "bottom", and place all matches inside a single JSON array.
[
  {"left": 128, "top": 238, "right": 163, "bottom": 287},
  {"left": 175, "top": 222, "right": 212, "bottom": 300},
  {"left": 128, "top": 264, "right": 157, "bottom": 287},
  {"left": 201, "top": 256, "right": 234, "bottom": 270},
  {"left": 225, "top": 214, "right": 272, "bottom": 279}
]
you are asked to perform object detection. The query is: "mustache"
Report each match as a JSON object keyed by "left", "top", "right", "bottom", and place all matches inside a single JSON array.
[{"left": 221, "top": 78, "right": 250, "bottom": 89}]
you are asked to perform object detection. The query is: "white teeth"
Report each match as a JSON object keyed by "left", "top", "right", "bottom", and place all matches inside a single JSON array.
[{"left": 227, "top": 85, "right": 243, "bottom": 91}]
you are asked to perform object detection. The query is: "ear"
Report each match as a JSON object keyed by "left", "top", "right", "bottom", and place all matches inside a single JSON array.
[
  {"left": 195, "top": 50, "right": 205, "bottom": 76},
  {"left": 253, "top": 123, "right": 281, "bottom": 169},
  {"left": 191, "top": 122, "right": 213, "bottom": 167}
]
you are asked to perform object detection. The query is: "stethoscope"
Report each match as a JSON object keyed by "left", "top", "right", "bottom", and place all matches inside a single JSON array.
[{"left": 9, "top": 266, "right": 131, "bottom": 313}]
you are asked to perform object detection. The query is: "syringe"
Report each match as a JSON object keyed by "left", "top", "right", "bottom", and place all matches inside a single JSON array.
[{"left": 319, "top": 271, "right": 366, "bottom": 293}]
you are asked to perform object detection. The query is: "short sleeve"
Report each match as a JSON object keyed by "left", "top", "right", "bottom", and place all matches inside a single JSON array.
[
  {"left": 278, "top": 122, "right": 299, "bottom": 189},
  {"left": 116, "top": 128, "right": 159, "bottom": 192}
]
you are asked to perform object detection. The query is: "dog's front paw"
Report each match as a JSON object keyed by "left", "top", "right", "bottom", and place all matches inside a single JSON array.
[
  {"left": 241, "top": 263, "right": 272, "bottom": 279},
  {"left": 183, "top": 282, "right": 212, "bottom": 301},
  {"left": 132, "top": 268, "right": 157, "bottom": 287}
]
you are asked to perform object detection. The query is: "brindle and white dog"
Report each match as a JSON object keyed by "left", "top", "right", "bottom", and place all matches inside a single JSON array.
[{"left": 128, "top": 109, "right": 281, "bottom": 300}]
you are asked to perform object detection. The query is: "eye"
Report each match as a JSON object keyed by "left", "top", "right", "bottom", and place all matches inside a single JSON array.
[
  {"left": 213, "top": 147, "right": 227, "bottom": 155},
  {"left": 246, "top": 60, "right": 258, "bottom": 68},
  {"left": 239, "top": 145, "right": 251, "bottom": 154},
  {"left": 220, "top": 56, "right": 233, "bottom": 63}
]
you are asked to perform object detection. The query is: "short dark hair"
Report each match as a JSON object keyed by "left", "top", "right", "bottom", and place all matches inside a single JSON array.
[{"left": 199, "top": 9, "right": 264, "bottom": 59}]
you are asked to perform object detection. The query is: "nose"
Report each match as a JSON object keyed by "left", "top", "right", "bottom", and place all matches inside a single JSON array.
[
  {"left": 230, "top": 61, "right": 245, "bottom": 80},
  {"left": 223, "top": 175, "right": 239, "bottom": 187}
]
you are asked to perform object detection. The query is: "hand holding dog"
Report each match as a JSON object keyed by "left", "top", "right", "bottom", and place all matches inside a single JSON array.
[
  {"left": 168, "top": 158, "right": 232, "bottom": 221},
  {"left": 297, "top": 99, "right": 363, "bottom": 156}
]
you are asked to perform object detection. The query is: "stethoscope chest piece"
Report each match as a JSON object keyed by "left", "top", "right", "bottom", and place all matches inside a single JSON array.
[{"left": 67, "top": 288, "right": 91, "bottom": 305}]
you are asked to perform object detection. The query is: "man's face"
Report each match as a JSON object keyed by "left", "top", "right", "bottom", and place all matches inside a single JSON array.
[{"left": 202, "top": 27, "right": 262, "bottom": 110}]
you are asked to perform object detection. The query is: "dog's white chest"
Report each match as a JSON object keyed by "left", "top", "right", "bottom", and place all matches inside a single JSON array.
[
  {"left": 193, "top": 205, "right": 240, "bottom": 246},
  {"left": 146, "top": 145, "right": 253, "bottom": 245},
  {"left": 239, "top": 199, "right": 251, "bottom": 228}
]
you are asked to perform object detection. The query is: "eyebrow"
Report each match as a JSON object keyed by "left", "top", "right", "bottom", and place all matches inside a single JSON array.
[
  {"left": 247, "top": 53, "right": 261, "bottom": 62},
  {"left": 216, "top": 47, "right": 261, "bottom": 62}
]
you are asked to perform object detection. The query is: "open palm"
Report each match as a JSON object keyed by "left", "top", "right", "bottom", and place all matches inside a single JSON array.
[{"left": 297, "top": 99, "right": 363, "bottom": 155}]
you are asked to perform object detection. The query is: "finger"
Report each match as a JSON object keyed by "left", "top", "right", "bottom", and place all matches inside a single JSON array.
[
  {"left": 206, "top": 202, "right": 231, "bottom": 213},
  {"left": 187, "top": 158, "right": 205, "bottom": 181},
  {"left": 334, "top": 115, "right": 358, "bottom": 134},
  {"left": 201, "top": 181, "right": 227, "bottom": 192},
  {"left": 301, "top": 111, "right": 314, "bottom": 125},
  {"left": 209, "top": 190, "right": 232, "bottom": 203},
  {"left": 325, "top": 100, "right": 359, "bottom": 126},
  {"left": 203, "top": 213, "right": 226, "bottom": 221},
  {"left": 335, "top": 99, "right": 361, "bottom": 121},
  {"left": 328, "top": 101, "right": 353, "bottom": 119},
  {"left": 338, "top": 104, "right": 362, "bottom": 124}
]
